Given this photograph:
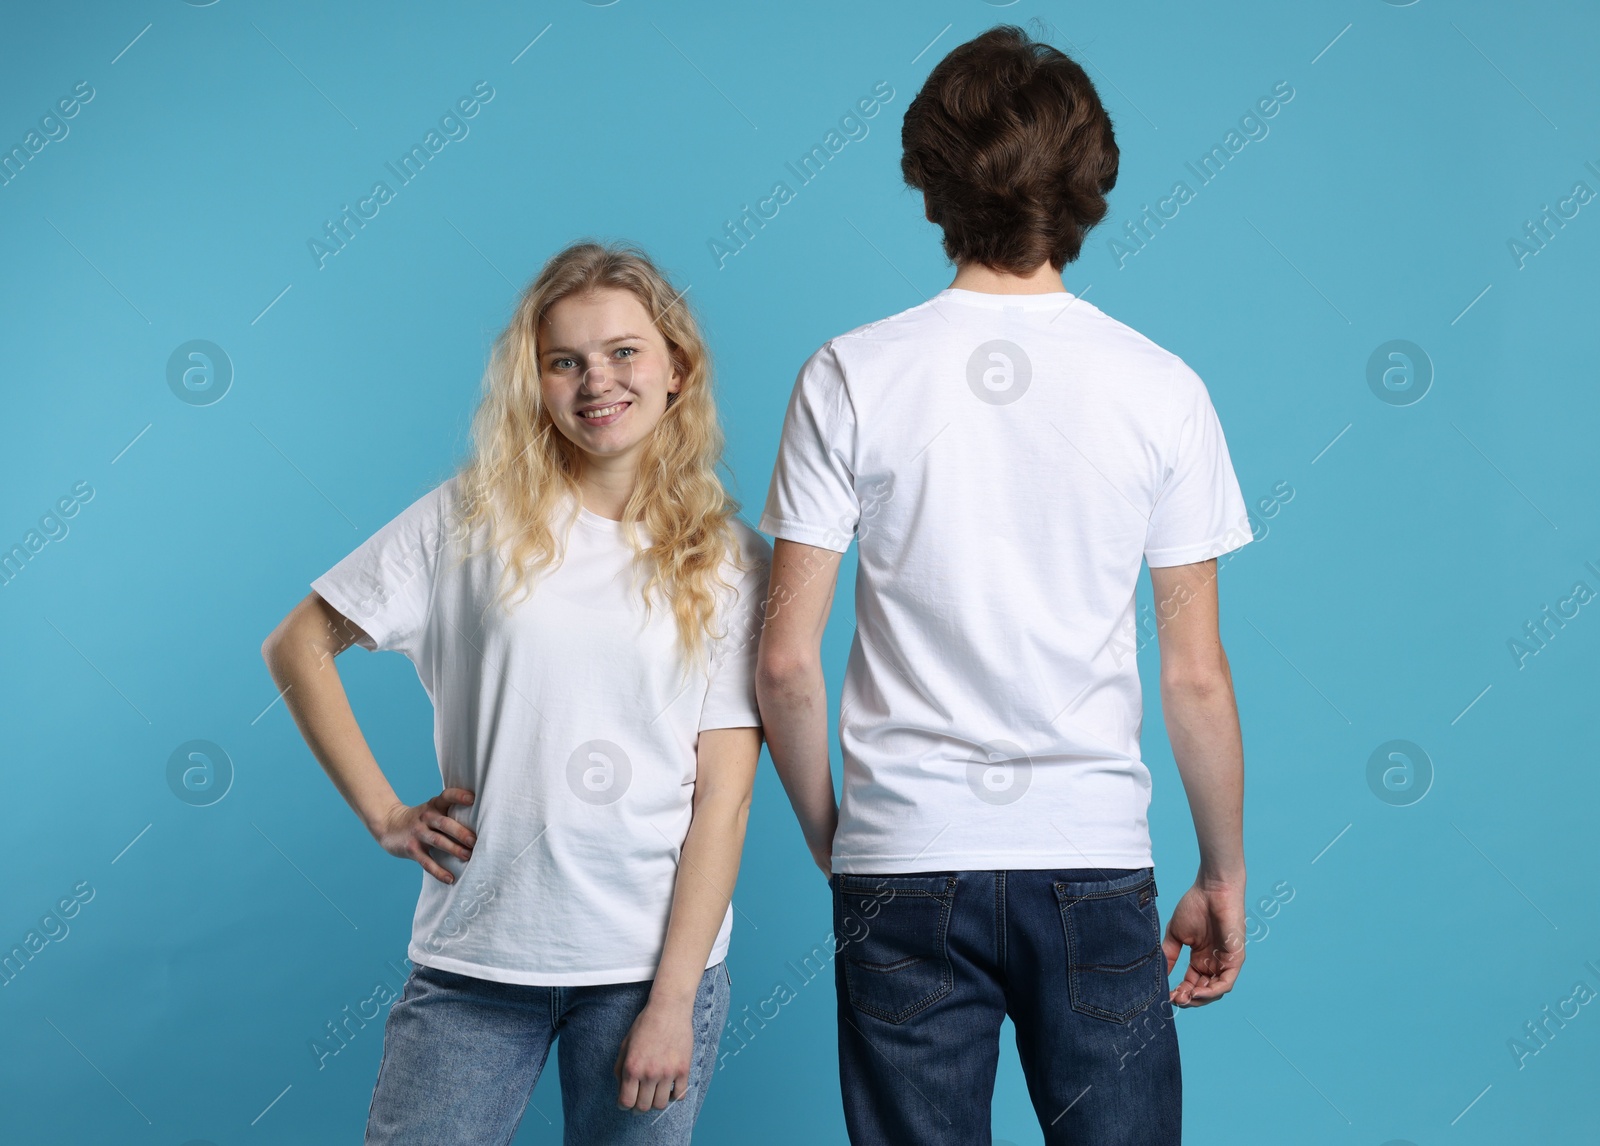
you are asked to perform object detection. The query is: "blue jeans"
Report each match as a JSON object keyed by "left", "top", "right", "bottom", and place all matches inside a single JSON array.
[
  {"left": 832, "top": 868, "right": 1181, "bottom": 1145},
  {"left": 365, "top": 960, "right": 732, "bottom": 1145}
]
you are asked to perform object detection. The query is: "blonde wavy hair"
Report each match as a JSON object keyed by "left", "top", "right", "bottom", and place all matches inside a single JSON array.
[{"left": 453, "top": 240, "right": 744, "bottom": 664}]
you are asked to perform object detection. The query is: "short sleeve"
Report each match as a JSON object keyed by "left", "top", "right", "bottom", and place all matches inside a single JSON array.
[
  {"left": 698, "top": 532, "right": 772, "bottom": 731},
  {"left": 311, "top": 480, "right": 456, "bottom": 659},
  {"left": 758, "top": 344, "right": 859, "bottom": 553},
  {"left": 1143, "top": 362, "right": 1253, "bottom": 568}
]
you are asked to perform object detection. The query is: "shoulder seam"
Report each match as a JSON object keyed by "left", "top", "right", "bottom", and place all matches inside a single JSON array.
[{"left": 824, "top": 294, "right": 953, "bottom": 346}]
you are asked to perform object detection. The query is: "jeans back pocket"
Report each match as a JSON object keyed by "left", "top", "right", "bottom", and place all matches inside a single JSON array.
[
  {"left": 835, "top": 874, "right": 956, "bottom": 1025},
  {"left": 1055, "top": 872, "right": 1163, "bottom": 1023}
]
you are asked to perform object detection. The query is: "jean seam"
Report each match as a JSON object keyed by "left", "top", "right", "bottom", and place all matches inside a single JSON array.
[
  {"left": 995, "top": 871, "right": 1007, "bottom": 975},
  {"left": 689, "top": 967, "right": 730, "bottom": 1125},
  {"left": 838, "top": 887, "right": 946, "bottom": 899},
  {"left": 1054, "top": 870, "right": 1153, "bottom": 903},
  {"left": 364, "top": 969, "right": 417, "bottom": 1139},
  {"left": 687, "top": 971, "right": 712, "bottom": 1097},
  {"left": 836, "top": 874, "right": 953, "bottom": 894}
]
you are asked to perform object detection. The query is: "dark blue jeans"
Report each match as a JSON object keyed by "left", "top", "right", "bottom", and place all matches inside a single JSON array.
[{"left": 832, "top": 868, "right": 1181, "bottom": 1145}]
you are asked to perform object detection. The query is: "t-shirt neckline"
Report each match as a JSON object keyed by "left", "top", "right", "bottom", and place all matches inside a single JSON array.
[
  {"left": 935, "top": 286, "right": 1080, "bottom": 311},
  {"left": 575, "top": 504, "right": 623, "bottom": 532}
]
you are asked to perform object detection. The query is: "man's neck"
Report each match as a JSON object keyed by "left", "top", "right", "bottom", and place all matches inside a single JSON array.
[{"left": 947, "top": 260, "right": 1067, "bottom": 295}]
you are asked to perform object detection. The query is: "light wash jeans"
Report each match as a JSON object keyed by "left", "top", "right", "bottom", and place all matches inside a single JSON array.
[{"left": 365, "top": 960, "right": 732, "bottom": 1145}]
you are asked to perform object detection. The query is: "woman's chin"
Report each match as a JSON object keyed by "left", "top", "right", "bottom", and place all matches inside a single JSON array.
[
  {"left": 564, "top": 416, "right": 662, "bottom": 459},
  {"left": 568, "top": 430, "right": 650, "bottom": 464}
]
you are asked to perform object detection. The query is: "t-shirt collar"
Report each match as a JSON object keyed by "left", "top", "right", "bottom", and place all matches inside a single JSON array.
[{"left": 935, "top": 286, "right": 1081, "bottom": 311}]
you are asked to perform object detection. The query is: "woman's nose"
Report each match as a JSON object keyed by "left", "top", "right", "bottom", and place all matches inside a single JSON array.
[{"left": 581, "top": 359, "right": 631, "bottom": 392}]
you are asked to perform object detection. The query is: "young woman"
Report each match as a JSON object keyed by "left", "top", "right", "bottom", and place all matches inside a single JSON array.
[{"left": 261, "top": 241, "right": 769, "bottom": 1144}]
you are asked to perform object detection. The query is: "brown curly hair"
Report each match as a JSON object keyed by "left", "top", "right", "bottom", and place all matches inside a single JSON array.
[{"left": 901, "top": 25, "right": 1119, "bottom": 272}]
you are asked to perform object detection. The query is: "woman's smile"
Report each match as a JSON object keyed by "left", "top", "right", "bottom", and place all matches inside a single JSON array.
[{"left": 578, "top": 399, "right": 631, "bottom": 427}]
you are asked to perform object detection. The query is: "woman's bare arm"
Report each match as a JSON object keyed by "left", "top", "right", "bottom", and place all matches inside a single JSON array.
[
  {"left": 613, "top": 725, "right": 761, "bottom": 1112},
  {"left": 260, "top": 591, "right": 476, "bottom": 883}
]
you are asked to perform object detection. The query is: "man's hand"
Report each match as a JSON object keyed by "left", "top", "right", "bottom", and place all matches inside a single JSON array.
[
  {"left": 614, "top": 999, "right": 694, "bottom": 1112},
  {"left": 373, "top": 788, "right": 477, "bottom": 884},
  {"left": 1162, "top": 875, "right": 1246, "bottom": 1007}
]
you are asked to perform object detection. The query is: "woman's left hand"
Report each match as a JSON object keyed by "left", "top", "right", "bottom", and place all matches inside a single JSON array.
[{"left": 613, "top": 999, "right": 694, "bottom": 1112}]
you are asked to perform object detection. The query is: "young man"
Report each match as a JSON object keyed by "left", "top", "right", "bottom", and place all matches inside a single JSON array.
[{"left": 755, "top": 26, "right": 1251, "bottom": 1146}]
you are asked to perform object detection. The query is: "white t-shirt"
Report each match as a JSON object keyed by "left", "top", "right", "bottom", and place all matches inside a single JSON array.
[
  {"left": 312, "top": 476, "right": 770, "bottom": 985},
  {"left": 759, "top": 287, "right": 1251, "bottom": 873}
]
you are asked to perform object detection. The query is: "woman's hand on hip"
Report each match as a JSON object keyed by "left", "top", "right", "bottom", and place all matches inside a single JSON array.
[{"left": 373, "top": 788, "right": 477, "bottom": 884}]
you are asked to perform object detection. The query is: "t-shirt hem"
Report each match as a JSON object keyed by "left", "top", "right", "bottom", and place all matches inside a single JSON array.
[
  {"left": 697, "top": 711, "right": 762, "bottom": 732},
  {"left": 407, "top": 938, "right": 731, "bottom": 987},
  {"left": 310, "top": 574, "right": 386, "bottom": 651},
  {"left": 756, "top": 514, "right": 852, "bottom": 553},
  {"left": 1144, "top": 517, "right": 1254, "bottom": 568},
  {"left": 830, "top": 850, "right": 1154, "bottom": 874}
]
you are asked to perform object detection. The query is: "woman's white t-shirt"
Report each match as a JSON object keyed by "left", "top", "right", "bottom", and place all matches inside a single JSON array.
[
  {"left": 312, "top": 476, "right": 770, "bottom": 985},
  {"left": 760, "top": 287, "right": 1252, "bottom": 873}
]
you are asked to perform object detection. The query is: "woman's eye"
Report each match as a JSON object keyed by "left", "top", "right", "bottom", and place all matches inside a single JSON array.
[
  {"left": 551, "top": 357, "right": 576, "bottom": 370},
  {"left": 614, "top": 346, "right": 637, "bottom": 359}
]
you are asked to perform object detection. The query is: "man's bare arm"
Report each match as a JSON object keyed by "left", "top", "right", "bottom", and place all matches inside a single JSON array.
[
  {"left": 1148, "top": 558, "right": 1246, "bottom": 1007},
  {"left": 754, "top": 539, "right": 843, "bottom": 876}
]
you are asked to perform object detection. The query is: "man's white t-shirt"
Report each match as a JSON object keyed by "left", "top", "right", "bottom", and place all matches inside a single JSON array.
[
  {"left": 312, "top": 476, "right": 770, "bottom": 985},
  {"left": 760, "top": 287, "right": 1251, "bottom": 874}
]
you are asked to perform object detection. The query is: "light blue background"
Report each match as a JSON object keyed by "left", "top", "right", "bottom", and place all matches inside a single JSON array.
[{"left": 3, "top": 1, "right": 1597, "bottom": 1143}]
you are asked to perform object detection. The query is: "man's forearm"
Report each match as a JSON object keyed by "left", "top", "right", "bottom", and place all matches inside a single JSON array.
[
  {"left": 756, "top": 661, "right": 838, "bottom": 865},
  {"left": 1161, "top": 670, "right": 1245, "bottom": 880}
]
